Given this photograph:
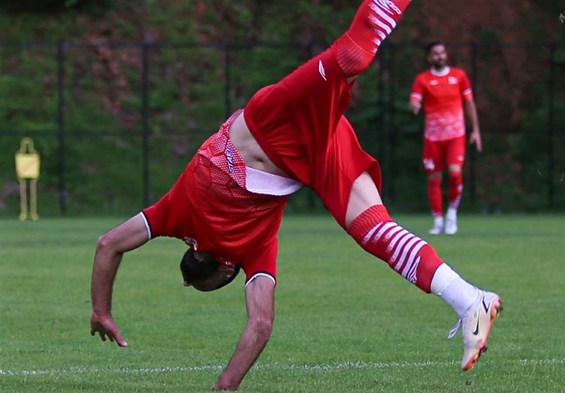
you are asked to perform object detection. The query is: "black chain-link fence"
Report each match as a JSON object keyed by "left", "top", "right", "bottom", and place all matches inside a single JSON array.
[{"left": 0, "top": 40, "right": 563, "bottom": 217}]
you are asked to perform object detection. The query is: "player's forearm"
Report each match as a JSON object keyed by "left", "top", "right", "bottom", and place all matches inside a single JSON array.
[
  {"left": 464, "top": 100, "right": 480, "bottom": 133},
  {"left": 213, "top": 319, "right": 273, "bottom": 390},
  {"left": 91, "top": 247, "right": 122, "bottom": 315}
]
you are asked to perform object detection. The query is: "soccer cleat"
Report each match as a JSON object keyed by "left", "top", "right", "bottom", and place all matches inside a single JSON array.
[
  {"left": 429, "top": 217, "right": 444, "bottom": 235},
  {"left": 448, "top": 291, "right": 503, "bottom": 371},
  {"left": 444, "top": 217, "right": 458, "bottom": 235},
  {"left": 445, "top": 208, "right": 458, "bottom": 235}
]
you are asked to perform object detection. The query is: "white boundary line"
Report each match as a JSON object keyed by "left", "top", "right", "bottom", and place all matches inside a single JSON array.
[{"left": 1, "top": 358, "right": 563, "bottom": 377}]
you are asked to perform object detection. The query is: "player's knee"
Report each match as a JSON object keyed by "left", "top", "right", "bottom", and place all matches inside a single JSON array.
[
  {"left": 96, "top": 233, "right": 110, "bottom": 250},
  {"left": 96, "top": 232, "right": 119, "bottom": 254}
]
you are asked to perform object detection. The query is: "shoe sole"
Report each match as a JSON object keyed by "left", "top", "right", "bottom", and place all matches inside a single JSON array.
[{"left": 462, "top": 297, "right": 504, "bottom": 371}]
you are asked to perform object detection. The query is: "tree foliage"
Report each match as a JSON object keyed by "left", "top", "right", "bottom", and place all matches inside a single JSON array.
[{"left": 0, "top": 1, "right": 563, "bottom": 215}]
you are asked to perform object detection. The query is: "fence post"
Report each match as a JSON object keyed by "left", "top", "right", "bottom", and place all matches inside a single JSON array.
[
  {"left": 57, "top": 39, "right": 67, "bottom": 215},
  {"left": 224, "top": 42, "right": 232, "bottom": 119},
  {"left": 305, "top": 42, "right": 318, "bottom": 210},
  {"left": 378, "top": 44, "right": 391, "bottom": 202},
  {"left": 388, "top": 44, "right": 397, "bottom": 204},
  {"left": 141, "top": 41, "right": 150, "bottom": 207},
  {"left": 376, "top": 46, "right": 386, "bottom": 169},
  {"left": 469, "top": 41, "right": 478, "bottom": 208},
  {"left": 548, "top": 44, "right": 556, "bottom": 209}
]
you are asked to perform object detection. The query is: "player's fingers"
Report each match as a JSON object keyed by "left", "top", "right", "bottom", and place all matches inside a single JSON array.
[
  {"left": 116, "top": 339, "right": 128, "bottom": 348},
  {"left": 90, "top": 329, "right": 103, "bottom": 340},
  {"left": 112, "top": 332, "right": 128, "bottom": 347}
]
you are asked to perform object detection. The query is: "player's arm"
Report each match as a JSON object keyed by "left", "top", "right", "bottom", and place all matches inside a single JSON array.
[
  {"left": 464, "top": 98, "right": 482, "bottom": 152},
  {"left": 211, "top": 275, "right": 276, "bottom": 391},
  {"left": 460, "top": 71, "right": 482, "bottom": 152},
  {"left": 90, "top": 214, "right": 150, "bottom": 347},
  {"left": 409, "top": 100, "right": 422, "bottom": 115},
  {"left": 409, "top": 77, "right": 423, "bottom": 115}
]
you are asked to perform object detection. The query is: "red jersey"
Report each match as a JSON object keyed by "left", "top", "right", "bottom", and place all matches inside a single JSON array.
[
  {"left": 410, "top": 67, "right": 473, "bottom": 141},
  {"left": 143, "top": 111, "right": 287, "bottom": 282}
]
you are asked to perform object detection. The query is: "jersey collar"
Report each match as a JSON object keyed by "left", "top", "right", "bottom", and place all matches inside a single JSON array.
[{"left": 430, "top": 66, "right": 450, "bottom": 77}]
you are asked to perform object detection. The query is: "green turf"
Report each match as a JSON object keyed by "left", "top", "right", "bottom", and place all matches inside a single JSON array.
[{"left": 1, "top": 214, "right": 564, "bottom": 392}]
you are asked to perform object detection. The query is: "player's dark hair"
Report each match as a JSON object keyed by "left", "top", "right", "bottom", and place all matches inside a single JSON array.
[
  {"left": 425, "top": 40, "right": 445, "bottom": 54},
  {"left": 179, "top": 248, "right": 240, "bottom": 292}
]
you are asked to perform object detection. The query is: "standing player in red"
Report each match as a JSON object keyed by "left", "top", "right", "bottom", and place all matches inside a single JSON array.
[
  {"left": 90, "top": 2, "right": 501, "bottom": 391},
  {"left": 409, "top": 41, "right": 482, "bottom": 235}
]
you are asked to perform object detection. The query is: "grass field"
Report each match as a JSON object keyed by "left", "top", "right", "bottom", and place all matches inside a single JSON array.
[{"left": 1, "top": 214, "right": 564, "bottom": 392}]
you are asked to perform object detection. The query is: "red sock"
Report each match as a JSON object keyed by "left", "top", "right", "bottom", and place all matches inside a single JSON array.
[
  {"left": 335, "top": 0, "right": 411, "bottom": 76},
  {"left": 427, "top": 177, "right": 443, "bottom": 217},
  {"left": 347, "top": 205, "right": 444, "bottom": 293},
  {"left": 448, "top": 171, "right": 463, "bottom": 209}
]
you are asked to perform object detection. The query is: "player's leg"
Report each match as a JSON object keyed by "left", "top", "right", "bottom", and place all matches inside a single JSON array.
[
  {"left": 261, "top": 0, "right": 413, "bottom": 104},
  {"left": 335, "top": 0, "right": 411, "bottom": 79},
  {"left": 445, "top": 135, "right": 466, "bottom": 235},
  {"left": 423, "top": 138, "right": 445, "bottom": 234},
  {"left": 445, "top": 167, "right": 462, "bottom": 234},
  {"left": 346, "top": 177, "right": 444, "bottom": 293},
  {"left": 427, "top": 172, "right": 444, "bottom": 234},
  {"left": 345, "top": 172, "right": 502, "bottom": 371},
  {"left": 244, "top": 0, "right": 414, "bottom": 184}
]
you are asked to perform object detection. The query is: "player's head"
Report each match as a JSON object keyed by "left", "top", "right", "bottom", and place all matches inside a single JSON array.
[
  {"left": 425, "top": 40, "right": 448, "bottom": 70},
  {"left": 180, "top": 248, "right": 240, "bottom": 292}
]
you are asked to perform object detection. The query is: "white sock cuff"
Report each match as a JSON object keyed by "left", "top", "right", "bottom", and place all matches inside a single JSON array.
[{"left": 430, "top": 263, "right": 458, "bottom": 295}]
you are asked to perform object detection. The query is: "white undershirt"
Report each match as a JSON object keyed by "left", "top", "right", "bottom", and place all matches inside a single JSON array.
[{"left": 245, "top": 166, "right": 303, "bottom": 196}]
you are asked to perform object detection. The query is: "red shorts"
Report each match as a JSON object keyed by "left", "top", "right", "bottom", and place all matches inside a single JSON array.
[
  {"left": 244, "top": 45, "right": 381, "bottom": 228},
  {"left": 422, "top": 135, "right": 466, "bottom": 173}
]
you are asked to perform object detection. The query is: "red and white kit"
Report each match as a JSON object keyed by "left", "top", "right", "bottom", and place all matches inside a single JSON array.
[
  {"left": 245, "top": 46, "right": 381, "bottom": 228},
  {"left": 143, "top": 111, "right": 295, "bottom": 283},
  {"left": 410, "top": 66, "right": 473, "bottom": 142}
]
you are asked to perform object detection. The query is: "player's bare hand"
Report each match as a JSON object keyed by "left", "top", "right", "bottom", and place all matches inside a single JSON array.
[
  {"left": 90, "top": 312, "right": 128, "bottom": 347},
  {"left": 210, "top": 383, "right": 237, "bottom": 391},
  {"left": 210, "top": 376, "right": 240, "bottom": 391},
  {"left": 469, "top": 130, "right": 482, "bottom": 152},
  {"left": 408, "top": 102, "right": 421, "bottom": 115}
]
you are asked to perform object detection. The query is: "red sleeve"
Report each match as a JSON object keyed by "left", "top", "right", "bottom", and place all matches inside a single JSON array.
[
  {"left": 240, "top": 238, "right": 278, "bottom": 284},
  {"left": 410, "top": 73, "right": 425, "bottom": 103},
  {"left": 458, "top": 69, "right": 474, "bottom": 101}
]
